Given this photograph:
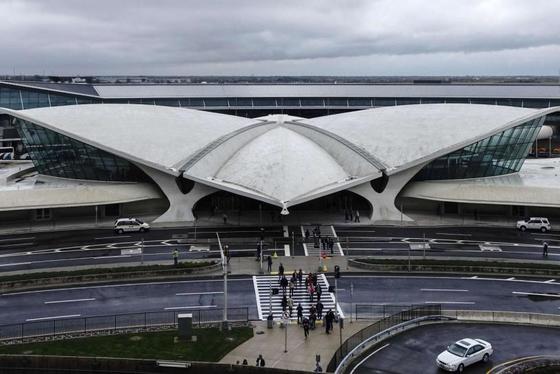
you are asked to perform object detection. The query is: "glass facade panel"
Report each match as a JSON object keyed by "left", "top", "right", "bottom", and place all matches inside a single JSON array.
[
  {"left": 327, "top": 98, "right": 348, "bottom": 106},
  {"left": 204, "top": 98, "right": 228, "bottom": 107},
  {"left": 523, "top": 99, "right": 549, "bottom": 108},
  {"left": 0, "top": 87, "right": 23, "bottom": 109},
  {"left": 253, "top": 98, "right": 276, "bottom": 106},
  {"left": 396, "top": 98, "right": 420, "bottom": 105},
  {"left": 348, "top": 98, "right": 371, "bottom": 106},
  {"left": 414, "top": 117, "right": 544, "bottom": 181},
  {"left": 14, "top": 119, "right": 147, "bottom": 182},
  {"left": 300, "top": 98, "right": 324, "bottom": 106},
  {"left": 470, "top": 98, "right": 496, "bottom": 105},
  {"left": 49, "top": 94, "right": 76, "bottom": 106},
  {"left": 497, "top": 98, "right": 523, "bottom": 107},
  {"left": 421, "top": 98, "right": 445, "bottom": 104},
  {"left": 281, "top": 98, "right": 300, "bottom": 106},
  {"left": 374, "top": 98, "right": 396, "bottom": 106},
  {"left": 445, "top": 98, "right": 470, "bottom": 103},
  {"left": 20, "top": 89, "right": 50, "bottom": 109}
]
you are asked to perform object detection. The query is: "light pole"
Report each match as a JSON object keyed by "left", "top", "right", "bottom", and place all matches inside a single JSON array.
[
  {"left": 140, "top": 237, "right": 144, "bottom": 265},
  {"left": 217, "top": 232, "right": 228, "bottom": 330},
  {"left": 283, "top": 313, "right": 288, "bottom": 353},
  {"left": 350, "top": 281, "right": 354, "bottom": 323}
]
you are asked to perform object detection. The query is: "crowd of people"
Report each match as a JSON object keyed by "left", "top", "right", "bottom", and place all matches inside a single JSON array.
[
  {"left": 274, "top": 265, "right": 338, "bottom": 340},
  {"left": 304, "top": 226, "right": 336, "bottom": 254}
]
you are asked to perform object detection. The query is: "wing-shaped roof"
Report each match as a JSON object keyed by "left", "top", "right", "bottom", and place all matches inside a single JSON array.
[
  {"left": 1, "top": 103, "right": 556, "bottom": 209},
  {"left": 306, "top": 104, "right": 557, "bottom": 173}
]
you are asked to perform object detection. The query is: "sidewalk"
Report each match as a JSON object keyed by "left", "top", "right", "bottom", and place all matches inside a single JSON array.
[{"left": 221, "top": 320, "right": 370, "bottom": 372}]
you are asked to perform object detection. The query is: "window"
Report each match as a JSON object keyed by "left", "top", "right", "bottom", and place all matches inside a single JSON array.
[
  {"left": 15, "top": 119, "right": 149, "bottom": 182},
  {"left": 415, "top": 117, "right": 545, "bottom": 181},
  {"left": 35, "top": 208, "right": 51, "bottom": 220},
  {"left": 300, "top": 98, "right": 324, "bottom": 106},
  {"left": 348, "top": 98, "right": 371, "bottom": 107},
  {"left": 253, "top": 98, "right": 276, "bottom": 107}
]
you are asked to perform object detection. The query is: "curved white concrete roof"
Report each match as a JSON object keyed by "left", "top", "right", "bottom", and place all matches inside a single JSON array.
[
  {"left": 0, "top": 103, "right": 556, "bottom": 208},
  {"left": 307, "top": 104, "right": 558, "bottom": 173}
]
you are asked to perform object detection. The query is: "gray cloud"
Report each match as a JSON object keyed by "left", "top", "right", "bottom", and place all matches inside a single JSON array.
[{"left": 1, "top": 0, "right": 559, "bottom": 75}]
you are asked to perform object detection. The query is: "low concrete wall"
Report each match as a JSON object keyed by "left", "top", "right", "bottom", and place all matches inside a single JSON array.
[
  {"left": 0, "top": 355, "right": 312, "bottom": 374},
  {"left": 443, "top": 310, "right": 560, "bottom": 327},
  {"left": 0, "top": 262, "right": 221, "bottom": 293}
]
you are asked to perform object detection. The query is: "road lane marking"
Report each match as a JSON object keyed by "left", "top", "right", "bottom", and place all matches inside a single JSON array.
[
  {"left": 0, "top": 237, "right": 34, "bottom": 242},
  {"left": 545, "top": 279, "right": 556, "bottom": 283},
  {"left": 507, "top": 277, "right": 516, "bottom": 280},
  {"left": 420, "top": 289, "right": 469, "bottom": 292},
  {"left": 175, "top": 292, "right": 223, "bottom": 296},
  {"left": 0, "top": 262, "right": 32, "bottom": 267},
  {"left": 164, "top": 305, "right": 217, "bottom": 310},
  {"left": 436, "top": 233, "right": 472, "bottom": 236},
  {"left": 91, "top": 255, "right": 131, "bottom": 259},
  {"left": 424, "top": 301, "right": 475, "bottom": 305},
  {"left": 1, "top": 278, "right": 251, "bottom": 296},
  {"left": 350, "top": 343, "right": 390, "bottom": 374},
  {"left": 44, "top": 298, "right": 96, "bottom": 304},
  {"left": 94, "top": 236, "right": 131, "bottom": 240},
  {"left": 26, "top": 314, "right": 81, "bottom": 322},
  {"left": 512, "top": 291, "right": 560, "bottom": 298}
]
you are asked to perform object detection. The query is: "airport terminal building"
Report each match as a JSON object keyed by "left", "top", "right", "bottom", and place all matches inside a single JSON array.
[{"left": 1, "top": 92, "right": 559, "bottom": 226}]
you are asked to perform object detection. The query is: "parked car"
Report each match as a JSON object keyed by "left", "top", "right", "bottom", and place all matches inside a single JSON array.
[
  {"left": 516, "top": 217, "right": 551, "bottom": 232},
  {"left": 436, "top": 338, "right": 493, "bottom": 372},
  {"left": 114, "top": 218, "right": 150, "bottom": 234}
]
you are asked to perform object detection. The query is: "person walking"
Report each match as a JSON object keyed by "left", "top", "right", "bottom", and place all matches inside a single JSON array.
[
  {"left": 280, "top": 276, "right": 288, "bottom": 295},
  {"left": 303, "top": 317, "right": 310, "bottom": 339},
  {"left": 297, "top": 269, "right": 303, "bottom": 287},
  {"left": 222, "top": 213, "right": 228, "bottom": 225},
  {"left": 308, "top": 282, "right": 315, "bottom": 302},
  {"left": 288, "top": 296, "right": 294, "bottom": 317},
  {"left": 316, "top": 301, "right": 324, "bottom": 320},
  {"left": 224, "top": 244, "right": 231, "bottom": 264},
  {"left": 172, "top": 248, "right": 179, "bottom": 266},
  {"left": 256, "top": 354, "right": 265, "bottom": 367},
  {"left": 324, "top": 309, "right": 333, "bottom": 334},
  {"left": 543, "top": 241, "right": 549, "bottom": 257},
  {"left": 305, "top": 229, "right": 310, "bottom": 240},
  {"left": 278, "top": 263, "right": 285, "bottom": 281},
  {"left": 267, "top": 255, "right": 273, "bottom": 272},
  {"left": 289, "top": 278, "right": 295, "bottom": 297},
  {"left": 314, "top": 362, "right": 323, "bottom": 373},
  {"left": 316, "top": 285, "right": 322, "bottom": 302},
  {"left": 355, "top": 210, "right": 360, "bottom": 222},
  {"left": 297, "top": 303, "right": 303, "bottom": 324},
  {"left": 281, "top": 295, "right": 288, "bottom": 312}
]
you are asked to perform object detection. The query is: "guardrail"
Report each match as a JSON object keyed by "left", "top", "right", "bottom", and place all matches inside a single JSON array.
[
  {"left": 327, "top": 304, "right": 442, "bottom": 373},
  {"left": 0, "top": 307, "right": 249, "bottom": 341},
  {"left": 354, "top": 304, "right": 432, "bottom": 320},
  {"left": 442, "top": 309, "right": 560, "bottom": 327}
]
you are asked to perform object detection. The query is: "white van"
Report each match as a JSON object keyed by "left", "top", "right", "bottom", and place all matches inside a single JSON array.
[
  {"left": 114, "top": 218, "right": 150, "bottom": 234},
  {"left": 516, "top": 217, "right": 551, "bottom": 232}
]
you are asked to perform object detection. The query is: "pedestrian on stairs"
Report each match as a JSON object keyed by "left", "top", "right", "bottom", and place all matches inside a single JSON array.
[
  {"left": 297, "top": 303, "right": 303, "bottom": 324},
  {"left": 288, "top": 296, "right": 294, "bottom": 317},
  {"left": 297, "top": 269, "right": 303, "bottom": 287},
  {"left": 316, "top": 285, "right": 322, "bottom": 302},
  {"left": 278, "top": 263, "right": 285, "bottom": 281}
]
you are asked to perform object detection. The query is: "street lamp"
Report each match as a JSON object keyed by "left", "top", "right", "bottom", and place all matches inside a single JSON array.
[{"left": 216, "top": 232, "right": 228, "bottom": 330}]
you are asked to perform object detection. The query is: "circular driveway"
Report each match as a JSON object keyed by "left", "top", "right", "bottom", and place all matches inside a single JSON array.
[{"left": 352, "top": 322, "right": 560, "bottom": 374}]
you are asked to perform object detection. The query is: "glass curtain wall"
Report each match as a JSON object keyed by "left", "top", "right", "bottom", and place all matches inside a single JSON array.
[
  {"left": 414, "top": 117, "right": 544, "bottom": 181},
  {"left": 14, "top": 119, "right": 147, "bottom": 182}
]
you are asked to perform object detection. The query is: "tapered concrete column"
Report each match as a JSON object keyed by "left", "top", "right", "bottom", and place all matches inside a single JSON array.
[
  {"left": 137, "top": 165, "right": 217, "bottom": 223},
  {"left": 350, "top": 164, "right": 425, "bottom": 223}
]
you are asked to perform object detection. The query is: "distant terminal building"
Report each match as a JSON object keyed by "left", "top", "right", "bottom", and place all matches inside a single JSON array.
[{"left": 0, "top": 103, "right": 559, "bottom": 226}]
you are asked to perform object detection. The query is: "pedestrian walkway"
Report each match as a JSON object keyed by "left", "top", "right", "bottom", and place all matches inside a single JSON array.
[
  {"left": 220, "top": 319, "right": 370, "bottom": 372},
  {"left": 253, "top": 273, "right": 342, "bottom": 320},
  {"left": 301, "top": 225, "right": 344, "bottom": 257}
]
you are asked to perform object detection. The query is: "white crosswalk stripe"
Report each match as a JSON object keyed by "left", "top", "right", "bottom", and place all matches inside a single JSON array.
[
  {"left": 253, "top": 273, "right": 343, "bottom": 320},
  {"left": 301, "top": 225, "right": 344, "bottom": 257}
]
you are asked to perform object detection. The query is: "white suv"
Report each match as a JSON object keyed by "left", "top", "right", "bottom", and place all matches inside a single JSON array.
[
  {"left": 516, "top": 217, "right": 551, "bottom": 232},
  {"left": 114, "top": 218, "right": 150, "bottom": 234}
]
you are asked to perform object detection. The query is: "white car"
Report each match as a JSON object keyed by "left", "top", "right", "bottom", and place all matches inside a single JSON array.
[
  {"left": 436, "top": 338, "right": 493, "bottom": 373},
  {"left": 516, "top": 217, "right": 551, "bottom": 232},
  {"left": 114, "top": 218, "right": 150, "bottom": 234}
]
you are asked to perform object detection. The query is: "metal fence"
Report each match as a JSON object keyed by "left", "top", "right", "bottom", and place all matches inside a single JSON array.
[
  {"left": 327, "top": 304, "right": 442, "bottom": 373},
  {"left": 354, "top": 304, "right": 435, "bottom": 320},
  {"left": 0, "top": 307, "right": 249, "bottom": 341}
]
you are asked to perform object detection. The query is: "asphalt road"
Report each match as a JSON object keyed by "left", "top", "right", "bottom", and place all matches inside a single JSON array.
[
  {"left": 352, "top": 323, "right": 560, "bottom": 374},
  {"left": 0, "top": 225, "right": 558, "bottom": 273},
  {"left": 1, "top": 275, "right": 559, "bottom": 325}
]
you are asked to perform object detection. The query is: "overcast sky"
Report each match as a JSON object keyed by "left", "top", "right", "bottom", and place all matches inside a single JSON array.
[{"left": 1, "top": 0, "right": 560, "bottom": 76}]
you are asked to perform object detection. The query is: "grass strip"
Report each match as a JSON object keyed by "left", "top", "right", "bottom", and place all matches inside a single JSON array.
[
  {"left": 0, "top": 327, "right": 252, "bottom": 362},
  {"left": 0, "top": 261, "right": 217, "bottom": 283},
  {"left": 355, "top": 258, "right": 560, "bottom": 270}
]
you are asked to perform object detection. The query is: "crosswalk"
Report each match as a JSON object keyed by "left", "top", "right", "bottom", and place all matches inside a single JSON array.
[
  {"left": 301, "top": 225, "right": 344, "bottom": 257},
  {"left": 253, "top": 273, "right": 343, "bottom": 320}
]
